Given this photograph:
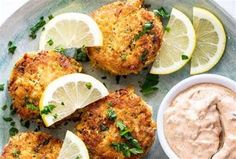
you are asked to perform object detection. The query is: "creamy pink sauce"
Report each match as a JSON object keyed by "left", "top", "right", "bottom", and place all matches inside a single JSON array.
[{"left": 164, "top": 84, "right": 236, "bottom": 159}]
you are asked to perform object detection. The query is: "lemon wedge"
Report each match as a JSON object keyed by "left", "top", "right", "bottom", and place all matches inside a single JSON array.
[
  {"left": 190, "top": 7, "right": 226, "bottom": 75},
  {"left": 58, "top": 130, "right": 89, "bottom": 159},
  {"left": 39, "top": 13, "right": 103, "bottom": 50},
  {"left": 150, "top": 8, "right": 196, "bottom": 74},
  {"left": 39, "top": 73, "right": 108, "bottom": 127}
]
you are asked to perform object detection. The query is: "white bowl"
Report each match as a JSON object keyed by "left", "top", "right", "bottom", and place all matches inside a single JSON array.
[{"left": 157, "top": 74, "right": 236, "bottom": 159}]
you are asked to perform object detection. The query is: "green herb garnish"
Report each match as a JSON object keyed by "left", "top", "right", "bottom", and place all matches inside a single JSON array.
[
  {"left": 121, "top": 53, "right": 128, "bottom": 61},
  {"left": 85, "top": 82, "right": 92, "bottom": 89},
  {"left": 20, "top": 119, "right": 30, "bottom": 128},
  {"left": 107, "top": 108, "right": 117, "bottom": 120},
  {"left": 134, "top": 22, "right": 154, "bottom": 41},
  {"left": 29, "top": 16, "right": 46, "bottom": 39},
  {"left": 165, "top": 27, "right": 171, "bottom": 32},
  {"left": 3, "top": 116, "right": 13, "bottom": 122},
  {"left": 74, "top": 46, "right": 89, "bottom": 62},
  {"left": 140, "top": 74, "right": 159, "bottom": 96},
  {"left": 54, "top": 46, "right": 65, "bottom": 54},
  {"left": 140, "top": 50, "right": 148, "bottom": 63},
  {"left": 112, "top": 121, "right": 143, "bottom": 157},
  {"left": 76, "top": 156, "right": 81, "bottom": 159},
  {"left": 8, "top": 41, "right": 17, "bottom": 54},
  {"left": 47, "top": 39, "right": 54, "bottom": 46},
  {"left": 12, "top": 149, "right": 21, "bottom": 158},
  {"left": 99, "top": 124, "right": 109, "bottom": 131},
  {"left": 153, "top": 7, "right": 170, "bottom": 18},
  {"left": 53, "top": 114, "right": 58, "bottom": 119},
  {"left": 9, "top": 127, "right": 19, "bottom": 136},
  {"left": 181, "top": 54, "right": 189, "bottom": 60},
  {"left": 10, "top": 121, "right": 15, "bottom": 126},
  {"left": 48, "top": 14, "right": 54, "bottom": 20},
  {"left": 0, "top": 84, "right": 4, "bottom": 91},
  {"left": 2, "top": 104, "right": 7, "bottom": 111},
  {"left": 26, "top": 103, "right": 38, "bottom": 111},
  {"left": 107, "top": 102, "right": 113, "bottom": 107},
  {"left": 40, "top": 104, "right": 56, "bottom": 115}
]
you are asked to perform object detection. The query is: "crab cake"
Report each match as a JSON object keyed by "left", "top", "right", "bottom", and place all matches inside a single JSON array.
[
  {"left": 88, "top": 0, "right": 163, "bottom": 75},
  {"left": 1, "top": 131, "right": 62, "bottom": 159},
  {"left": 75, "top": 88, "right": 156, "bottom": 158},
  {"left": 8, "top": 51, "right": 82, "bottom": 119}
]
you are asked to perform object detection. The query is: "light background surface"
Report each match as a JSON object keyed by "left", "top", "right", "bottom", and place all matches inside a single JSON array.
[{"left": 0, "top": 0, "right": 236, "bottom": 26}]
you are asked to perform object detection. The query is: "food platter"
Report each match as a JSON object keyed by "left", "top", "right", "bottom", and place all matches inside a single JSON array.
[{"left": 0, "top": 0, "right": 236, "bottom": 158}]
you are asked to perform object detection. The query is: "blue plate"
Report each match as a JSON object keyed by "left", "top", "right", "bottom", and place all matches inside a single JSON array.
[{"left": 0, "top": 0, "right": 235, "bottom": 158}]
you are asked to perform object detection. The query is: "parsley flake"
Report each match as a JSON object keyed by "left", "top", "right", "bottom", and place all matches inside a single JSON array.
[
  {"left": 165, "top": 27, "right": 171, "bottom": 32},
  {"left": 182, "top": 54, "right": 189, "bottom": 60},
  {"left": 9, "top": 127, "right": 19, "bottom": 136},
  {"left": 40, "top": 104, "right": 56, "bottom": 115},
  {"left": 0, "top": 84, "right": 4, "bottom": 91},
  {"left": 107, "top": 108, "right": 117, "bottom": 120},
  {"left": 134, "top": 22, "right": 154, "bottom": 41},
  {"left": 47, "top": 39, "right": 54, "bottom": 46},
  {"left": 74, "top": 46, "right": 89, "bottom": 62},
  {"left": 26, "top": 103, "right": 38, "bottom": 111},
  {"left": 153, "top": 7, "right": 170, "bottom": 18},
  {"left": 8, "top": 41, "right": 17, "bottom": 54},
  {"left": 140, "top": 73, "right": 159, "bottom": 96},
  {"left": 29, "top": 16, "right": 46, "bottom": 39},
  {"left": 2, "top": 104, "right": 7, "bottom": 110},
  {"left": 3, "top": 116, "right": 13, "bottom": 122},
  {"left": 85, "top": 82, "right": 92, "bottom": 89}
]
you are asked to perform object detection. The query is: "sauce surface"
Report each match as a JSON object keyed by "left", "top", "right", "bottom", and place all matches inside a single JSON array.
[{"left": 164, "top": 83, "right": 236, "bottom": 159}]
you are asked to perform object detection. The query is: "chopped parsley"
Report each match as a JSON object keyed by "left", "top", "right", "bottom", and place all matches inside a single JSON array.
[
  {"left": 153, "top": 7, "right": 170, "bottom": 18},
  {"left": 165, "top": 27, "right": 171, "bottom": 32},
  {"left": 29, "top": 16, "right": 46, "bottom": 39},
  {"left": 40, "top": 104, "right": 56, "bottom": 115},
  {"left": 0, "top": 84, "right": 4, "bottom": 91},
  {"left": 10, "top": 121, "right": 15, "bottom": 126},
  {"left": 140, "top": 73, "right": 159, "bottom": 96},
  {"left": 9, "top": 127, "right": 19, "bottom": 136},
  {"left": 54, "top": 46, "right": 65, "bottom": 54},
  {"left": 8, "top": 41, "right": 17, "bottom": 54},
  {"left": 140, "top": 50, "right": 148, "bottom": 63},
  {"left": 48, "top": 14, "right": 54, "bottom": 20},
  {"left": 111, "top": 121, "right": 143, "bottom": 157},
  {"left": 47, "top": 39, "right": 54, "bottom": 46},
  {"left": 61, "top": 102, "right": 65, "bottom": 105},
  {"left": 20, "top": 119, "right": 30, "bottom": 128},
  {"left": 26, "top": 103, "right": 38, "bottom": 111},
  {"left": 107, "top": 108, "right": 117, "bottom": 120},
  {"left": 107, "top": 102, "right": 113, "bottom": 107},
  {"left": 85, "top": 82, "right": 92, "bottom": 89},
  {"left": 2, "top": 104, "right": 7, "bottom": 110},
  {"left": 101, "top": 76, "right": 107, "bottom": 80},
  {"left": 134, "top": 22, "right": 154, "bottom": 41},
  {"left": 12, "top": 149, "right": 21, "bottom": 158},
  {"left": 76, "top": 156, "right": 81, "bottom": 159},
  {"left": 74, "top": 46, "right": 89, "bottom": 62},
  {"left": 99, "top": 124, "right": 109, "bottom": 131},
  {"left": 2, "top": 116, "right": 13, "bottom": 122},
  {"left": 182, "top": 54, "right": 189, "bottom": 60},
  {"left": 53, "top": 114, "right": 58, "bottom": 119}
]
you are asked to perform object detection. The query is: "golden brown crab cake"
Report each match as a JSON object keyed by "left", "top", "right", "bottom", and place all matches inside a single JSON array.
[
  {"left": 8, "top": 50, "right": 82, "bottom": 119},
  {"left": 88, "top": 0, "right": 163, "bottom": 75},
  {"left": 75, "top": 88, "right": 156, "bottom": 159},
  {"left": 1, "top": 131, "right": 62, "bottom": 159}
]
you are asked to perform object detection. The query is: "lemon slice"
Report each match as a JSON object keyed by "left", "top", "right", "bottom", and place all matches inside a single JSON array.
[
  {"left": 40, "top": 73, "right": 108, "bottom": 127},
  {"left": 58, "top": 130, "right": 89, "bottom": 159},
  {"left": 150, "top": 8, "right": 196, "bottom": 74},
  {"left": 39, "top": 13, "right": 103, "bottom": 50},
  {"left": 190, "top": 7, "right": 226, "bottom": 75}
]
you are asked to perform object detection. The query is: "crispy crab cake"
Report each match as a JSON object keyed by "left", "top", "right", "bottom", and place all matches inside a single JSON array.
[
  {"left": 8, "top": 50, "right": 82, "bottom": 119},
  {"left": 1, "top": 131, "right": 62, "bottom": 159},
  {"left": 88, "top": 0, "right": 163, "bottom": 75},
  {"left": 75, "top": 88, "right": 156, "bottom": 158}
]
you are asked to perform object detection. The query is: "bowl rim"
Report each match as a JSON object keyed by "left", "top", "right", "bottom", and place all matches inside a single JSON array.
[{"left": 157, "top": 73, "right": 236, "bottom": 159}]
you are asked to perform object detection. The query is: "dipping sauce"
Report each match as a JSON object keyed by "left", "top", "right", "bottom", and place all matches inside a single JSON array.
[{"left": 164, "top": 84, "right": 236, "bottom": 159}]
